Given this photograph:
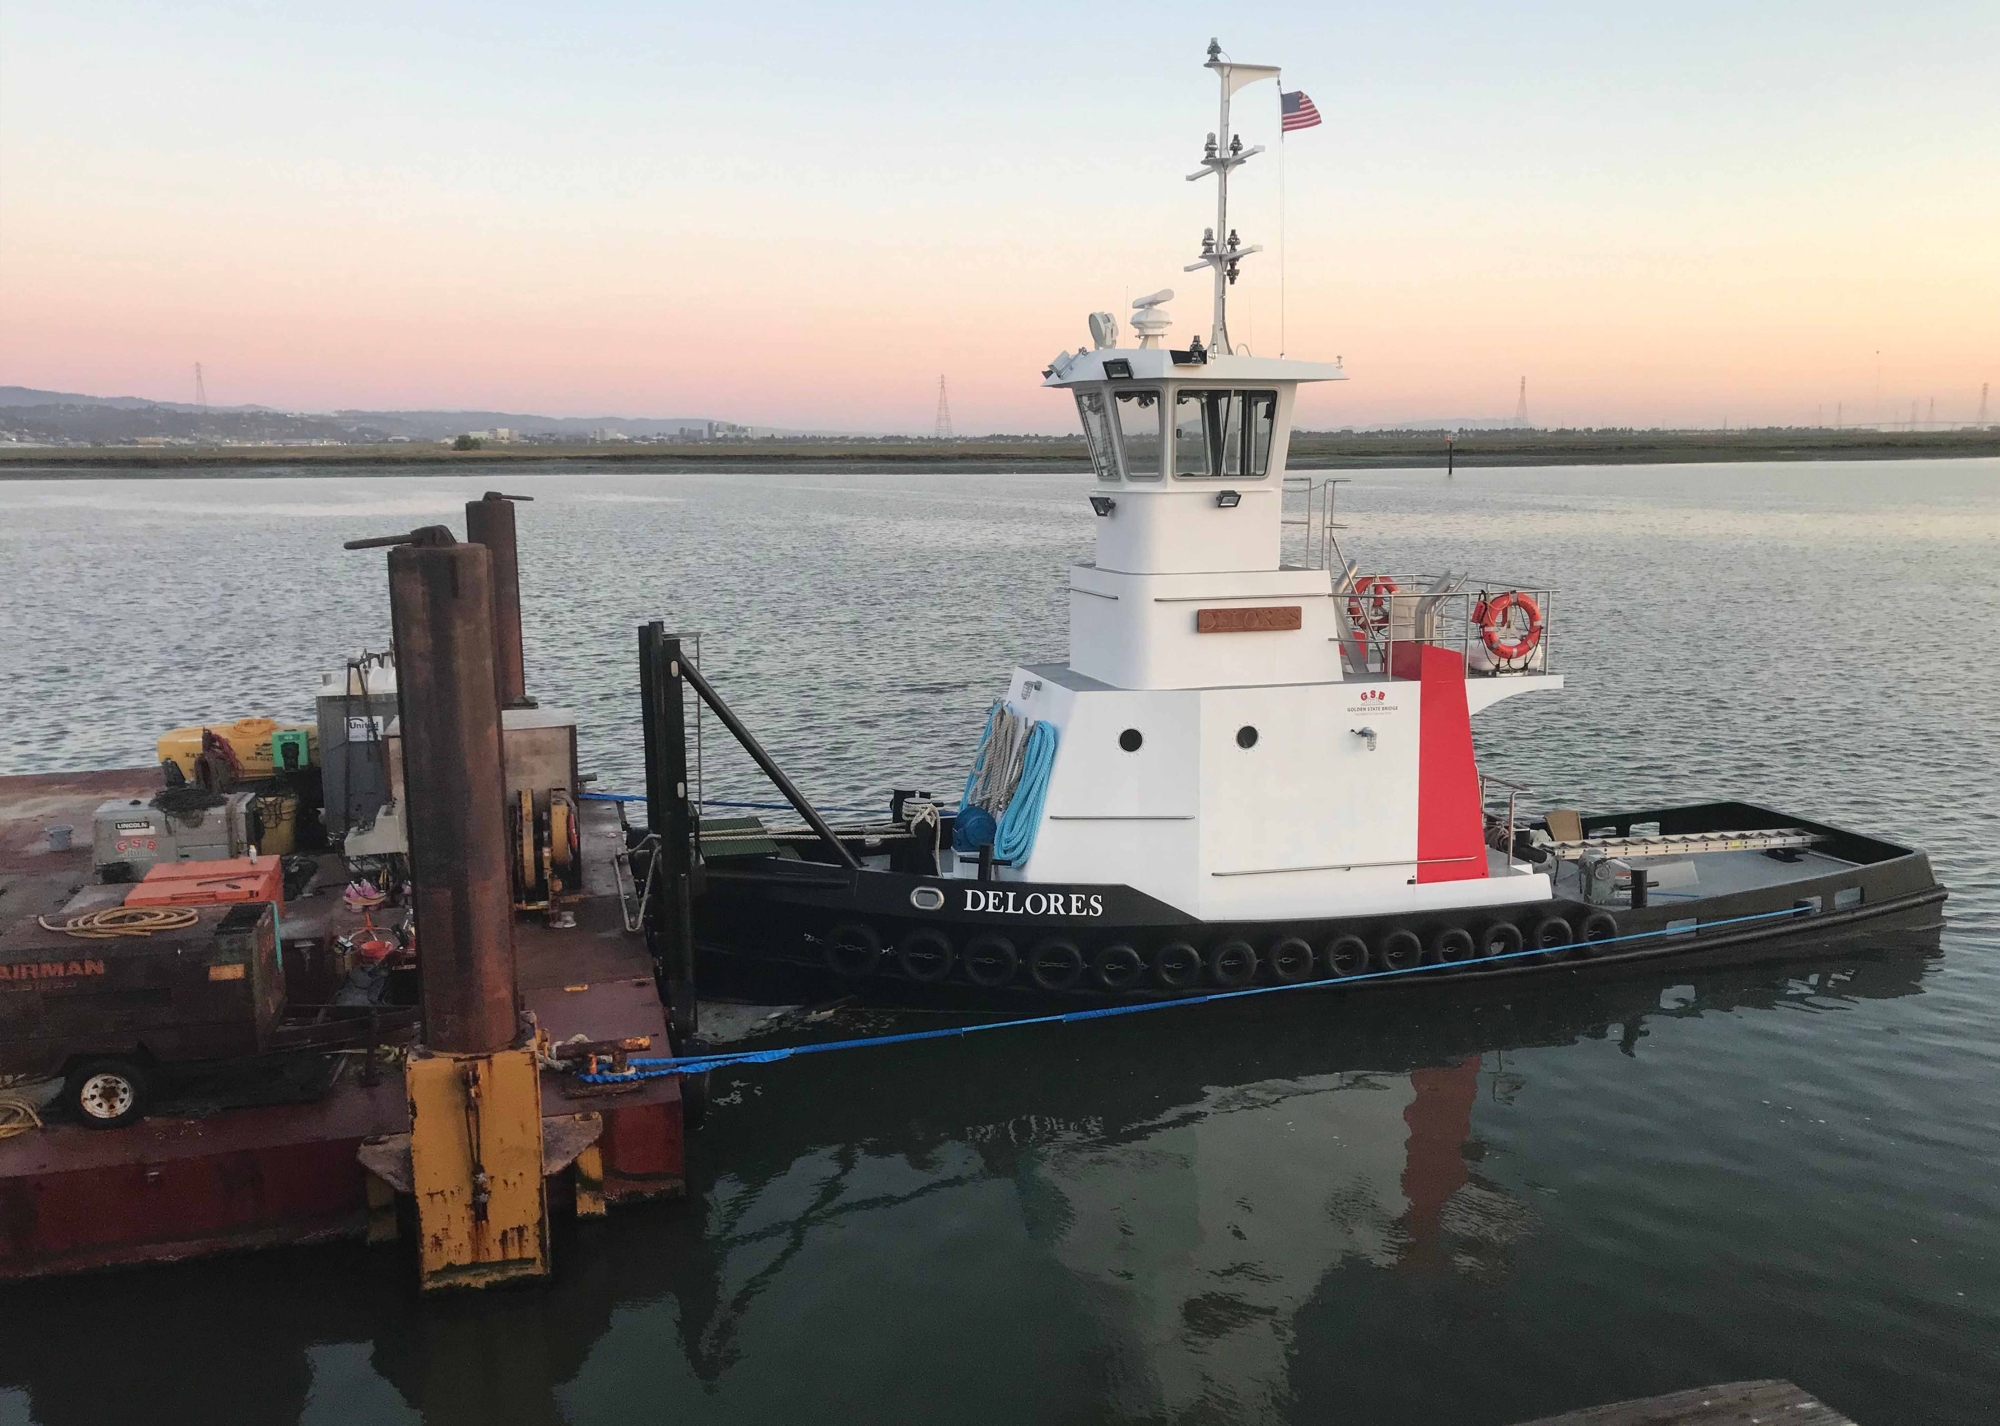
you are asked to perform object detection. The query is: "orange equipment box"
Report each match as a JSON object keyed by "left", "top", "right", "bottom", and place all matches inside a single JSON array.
[{"left": 125, "top": 856, "right": 283, "bottom": 908}]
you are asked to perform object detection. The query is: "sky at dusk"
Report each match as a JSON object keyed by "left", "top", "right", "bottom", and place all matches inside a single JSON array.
[{"left": 4, "top": 2, "right": 1996, "bottom": 433}]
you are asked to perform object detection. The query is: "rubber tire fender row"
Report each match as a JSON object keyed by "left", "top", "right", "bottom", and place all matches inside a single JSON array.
[
  {"left": 1028, "top": 938, "right": 1087, "bottom": 993},
  {"left": 1376, "top": 927, "right": 1424, "bottom": 973},
  {"left": 1092, "top": 943, "right": 1145, "bottom": 992},
  {"left": 1266, "top": 936, "right": 1314, "bottom": 984},
  {"left": 1530, "top": 916, "right": 1575, "bottom": 961},
  {"left": 1579, "top": 911, "right": 1620, "bottom": 953},
  {"left": 64, "top": 1057, "right": 150, "bottom": 1130},
  {"left": 895, "top": 928, "right": 955, "bottom": 983},
  {"left": 1322, "top": 933, "right": 1370, "bottom": 978},
  {"left": 1433, "top": 926, "right": 1477, "bottom": 966},
  {"left": 1153, "top": 940, "right": 1203, "bottom": 991},
  {"left": 824, "top": 922, "right": 882, "bottom": 978},
  {"left": 1478, "top": 921, "right": 1524, "bottom": 967},
  {"left": 962, "top": 933, "right": 1020, "bottom": 989},
  {"left": 1208, "top": 938, "right": 1258, "bottom": 988}
]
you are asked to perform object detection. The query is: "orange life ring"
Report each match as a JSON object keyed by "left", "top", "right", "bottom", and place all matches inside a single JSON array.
[
  {"left": 1346, "top": 576, "right": 1399, "bottom": 631},
  {"left": 1480, "top": 590, "right": 1543, "bottom": 661}
]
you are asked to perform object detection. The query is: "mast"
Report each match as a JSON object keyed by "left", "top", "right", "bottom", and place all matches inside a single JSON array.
[{"left": 1185, "top": 39, "right": 1278, "bottom": 354}]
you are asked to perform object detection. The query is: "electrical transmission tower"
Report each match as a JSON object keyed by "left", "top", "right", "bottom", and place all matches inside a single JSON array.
[
  {"left": 1514, "top": 376, "right": 1528, "bottom": 428},
  {"left": 934, "top": 376, "right": 953, "bottom": 440}
]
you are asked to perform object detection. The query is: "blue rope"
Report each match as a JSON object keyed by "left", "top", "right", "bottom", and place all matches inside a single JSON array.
[
  {"left": 992, "top": 721, "right": 1057, "bottom": 866},
  {"left": 578, "top": 903, "right": 1810, "bottom": 1082}
]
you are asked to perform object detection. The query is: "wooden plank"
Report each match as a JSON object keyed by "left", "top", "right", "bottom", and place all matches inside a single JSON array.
[
  {"left": 1195, "top": 605, "right": 1302, "bottom": 633},
  {"left": 1508, "top": 1379, "right": 1856, "bottom": 1426}
]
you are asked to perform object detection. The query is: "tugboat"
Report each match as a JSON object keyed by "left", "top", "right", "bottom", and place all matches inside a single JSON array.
[{"left": 630, "top": 41, "right": 1946, "bottom": 1007}]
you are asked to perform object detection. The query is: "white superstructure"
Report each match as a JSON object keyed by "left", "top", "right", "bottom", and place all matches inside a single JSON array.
[{"left": 963, "top": 41, "right": 1561, "bottom": 923}]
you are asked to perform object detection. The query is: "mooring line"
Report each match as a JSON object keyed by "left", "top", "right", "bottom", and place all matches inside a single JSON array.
[{"left": 577, "top": 904, "right": 1809, "bottom": 1082}]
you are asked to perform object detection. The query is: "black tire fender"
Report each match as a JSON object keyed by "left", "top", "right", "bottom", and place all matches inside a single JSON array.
[
  {"left": 895, "top": 928, "right": 955, "bottom": 983},
  {"left": 1377, "top": 928, "right": 1424, "bottom": 973},
  {"left": 824, "top": 922, "right": 882, "bottom": 978},
  {"left": 1153, "top": 940, "right": 1203, "bottom": 990},
  {"left": 1266, "top": 936, "right": 1314, "bottom": 984},
  {"left": 1479, "top": 922, "right": 1525, "bottom": 967},
  {"left": 1580, "top": 911, "right": 1619, "bottom": 950},
  {"left": 1092, "top": 943, "right": 1145, "bottom": 992},
  {"left": 1323, "top": 933, "right": 1369, "bottom": 978},
  {"left": 1530, "top": 916, "right": 1575, "bottom": 961},
  {"left": 1028, "top": 938, "right": 1086, "bottom": 992},
  {"left": 1433, "top": 926, "right": 1477, "bottom": 965},
  {"left": 1208, "top": 938, "right": 1258, "bottom": 988},
  {"left": 962, "top": 933, "right": 1019, "bottom": 988}
]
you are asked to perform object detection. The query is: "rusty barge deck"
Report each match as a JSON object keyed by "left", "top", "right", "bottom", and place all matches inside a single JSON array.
[{"left": 0, "top": 767, "right": 682, "bottom": 1281}]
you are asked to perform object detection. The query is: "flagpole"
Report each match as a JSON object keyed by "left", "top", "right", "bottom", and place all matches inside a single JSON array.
[{"left": 1279, "top": 92, "right": 1287, "bottom": 359}]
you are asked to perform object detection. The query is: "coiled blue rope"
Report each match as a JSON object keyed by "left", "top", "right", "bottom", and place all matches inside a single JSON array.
[
  {"left": 993, "top": 721, "right": 1057, "bottom": 866},
  {"left": 577, "top": 903, "right": 1813, "bottom": 1083}
]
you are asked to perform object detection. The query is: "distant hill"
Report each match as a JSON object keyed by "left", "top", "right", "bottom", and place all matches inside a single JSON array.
[{"left": 0, "top": 386, "right": 772, "bottom": 445}]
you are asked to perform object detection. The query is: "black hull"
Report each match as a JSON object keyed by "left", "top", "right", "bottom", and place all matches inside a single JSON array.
[{"left": 689, "top": 801, "right": 1946, "bottom": 1011}]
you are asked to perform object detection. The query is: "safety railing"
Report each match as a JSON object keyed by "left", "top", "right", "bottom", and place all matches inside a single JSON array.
[{"left": 1335, "top": 577, "right": 1557, "bottom": 680}]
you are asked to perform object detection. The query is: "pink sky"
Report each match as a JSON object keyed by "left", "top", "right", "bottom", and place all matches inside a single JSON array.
[{"left": 4, "top": 4, "right": 1995, "bottom": 432}]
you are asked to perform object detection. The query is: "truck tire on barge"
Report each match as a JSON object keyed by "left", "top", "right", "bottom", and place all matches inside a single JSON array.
[
  {"left": 1154, "top": 940, "right": 1202, "bottom": 990},
  {"left": 1322, "top": 933, "right": 1369, "bottom": 978},
  {"left": 1208, "top": 938, "right": 1257, "bottom": 987},
  {"left": 64, "top": 1057, "right": 150, "bottom": 1130}
]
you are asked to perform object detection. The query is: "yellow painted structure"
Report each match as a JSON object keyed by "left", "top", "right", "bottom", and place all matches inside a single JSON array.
[
  {"left": 158, "top": 718, "right": 319, "bottom": 782},
  {"left": 405, "top": 1048, "right": 549, "bottom": 1290}
]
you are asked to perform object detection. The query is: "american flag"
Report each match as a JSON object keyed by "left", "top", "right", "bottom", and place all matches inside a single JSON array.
[{"left": 1280, "top": 89, "right": 1321, "bottom": 134}]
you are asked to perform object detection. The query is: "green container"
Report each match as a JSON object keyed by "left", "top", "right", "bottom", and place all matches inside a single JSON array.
[{"left": 270, "top": 729, "right": 313, "bottom": 771}]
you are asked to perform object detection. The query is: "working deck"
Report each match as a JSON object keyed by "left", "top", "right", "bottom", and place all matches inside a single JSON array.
[{"left": 0, "top": 768, "right": 681, "bottom": 1280}]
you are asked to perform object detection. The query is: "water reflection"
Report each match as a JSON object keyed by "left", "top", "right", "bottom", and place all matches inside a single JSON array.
[{"left": 0, "top": 930, "right": 1944, "bottom": 1426}]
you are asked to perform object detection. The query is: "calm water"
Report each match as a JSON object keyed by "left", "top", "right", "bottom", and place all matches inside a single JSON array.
[{"left": 0, "top": 460, "right": 1995, "bottom": 1425}]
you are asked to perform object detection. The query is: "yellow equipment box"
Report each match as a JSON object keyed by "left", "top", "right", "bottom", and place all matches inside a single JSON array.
[{"left": 158, "top": 718, "right": 318, "bottom": 784}]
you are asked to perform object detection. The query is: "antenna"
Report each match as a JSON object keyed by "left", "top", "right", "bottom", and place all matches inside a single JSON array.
[
  {"left": 1184, "top": 40, "right": 1279, "bottom": 353},
  {"left": 934, "top": 376, "right": 953, "bottom": 440},
  {"left": 1515, "top": 377, "right": 1529, "bottom": 428}
]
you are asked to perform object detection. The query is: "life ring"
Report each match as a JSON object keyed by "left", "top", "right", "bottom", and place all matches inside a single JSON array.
[
  {"left": 1347, "top": 576, "right": 1400, "bottom": 632},
  {"left": 1479, "top": 590, "right": 1544, "bottom": 661}
]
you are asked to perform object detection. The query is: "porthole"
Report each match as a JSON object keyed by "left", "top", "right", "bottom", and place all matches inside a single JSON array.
[
  {"left": 1236, "top": 725, "right": 1259, "bottom": 749},
  {"left": 1119, "top": 728, "right": 1143, "bottom": 752}
]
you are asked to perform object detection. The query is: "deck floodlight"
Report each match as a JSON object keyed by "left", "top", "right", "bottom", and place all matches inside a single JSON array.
[
  {"left": 1089, "top": 495, "right": 1116, "bottom": 516},
  {"left": 1214, "top": 490, "right": 1241, "bottom": 508},
  {"left": 1102, "top": 358, "right": 1133, "bottom": 380}
]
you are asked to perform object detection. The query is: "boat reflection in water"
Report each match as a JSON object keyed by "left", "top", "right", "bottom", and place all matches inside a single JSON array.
[{"left": 0, "top": 922, "right": 1942, "bottom": 1425}]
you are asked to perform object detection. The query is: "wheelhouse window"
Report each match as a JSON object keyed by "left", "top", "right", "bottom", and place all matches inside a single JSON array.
[
  {"left": 1171, "top": 389, "right": 1279, "bottom": 479},
  {"left": 1075, "top": 391, "right": 1119, "bottom": 482},
  {"left": 1111, "top": 388, "right": 1164, "bottom": 480}
]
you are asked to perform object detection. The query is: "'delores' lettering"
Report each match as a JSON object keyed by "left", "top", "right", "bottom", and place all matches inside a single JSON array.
[{"left": 960, "top": 889, "right": 1103, "bottom": 918}]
